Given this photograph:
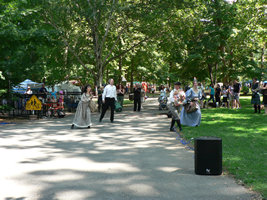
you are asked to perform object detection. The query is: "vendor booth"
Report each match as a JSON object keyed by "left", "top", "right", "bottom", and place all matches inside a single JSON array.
[{"left": 12, "top": 79, "right": 43, "bottom": 94}]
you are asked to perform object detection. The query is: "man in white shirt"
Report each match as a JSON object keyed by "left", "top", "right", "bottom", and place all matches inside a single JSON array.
[{"left": 99, "top": 79, "right": 117, "bottom": 123}]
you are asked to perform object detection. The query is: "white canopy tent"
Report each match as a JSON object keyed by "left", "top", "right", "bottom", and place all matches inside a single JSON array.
[
  {"left": 12, "top": 79, "right": 43, "bottom": 94},
  {"left": 48, "top": 81, "right": 81, "bottom": 93}
]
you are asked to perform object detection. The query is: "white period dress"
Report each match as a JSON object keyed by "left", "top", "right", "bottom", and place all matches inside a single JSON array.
[{"left": 72, "top": 93, "right": 92, "bottom": 128}]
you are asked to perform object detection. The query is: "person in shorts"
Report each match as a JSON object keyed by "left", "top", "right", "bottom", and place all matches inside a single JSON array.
[
  {"left": 228, "top": 81, "right": 234, "bottom": 108},
  {"left": 222, "top": 86, "right": 229, "bottom": 108},
  {"left": 233, "top": 80, "right": 241, "bottom": 109}
]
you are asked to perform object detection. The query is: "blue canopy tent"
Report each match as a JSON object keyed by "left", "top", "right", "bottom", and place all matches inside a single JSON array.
[{"left": 12, "top": 79, "right": 43, "bottom": 94}]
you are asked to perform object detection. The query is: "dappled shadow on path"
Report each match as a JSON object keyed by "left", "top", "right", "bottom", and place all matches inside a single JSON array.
[{"left": 0, "top": 99, "right": 253, "bottom": 200}]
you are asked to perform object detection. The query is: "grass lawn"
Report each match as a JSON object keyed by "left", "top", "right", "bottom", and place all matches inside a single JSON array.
[
  {"left": 123, "top": 99, "right": 134, "bottom": 105},
  {"left": 182, "top": 96, "right": 267, "bottom": 198}
]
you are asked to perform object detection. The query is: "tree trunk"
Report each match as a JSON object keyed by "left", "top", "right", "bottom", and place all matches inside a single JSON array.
[
  {"left": 260, "top": 46, "right": 265, "bottom": 79},
  {"left": 221, "top": 46, "right": 227, "bottom": 84},
  {"left": 208, "top": 63, "right": 214, "bottom": 85},
  {"left": 130, "top": 63, "right": 134, "bottom": 93},
  {"left": 214, "top": 63, "right": 218, "bottom": 84},
  {"left": 96, "top": 61, "right": 103, "bottom": 87},
  {"left": 118, "top": 55, "right": 122, "bottom": 84}
]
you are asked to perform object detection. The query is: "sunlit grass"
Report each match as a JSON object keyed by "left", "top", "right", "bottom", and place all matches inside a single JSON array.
[{"left": 182, "top": 96, "right": 267, "bottom": 198}]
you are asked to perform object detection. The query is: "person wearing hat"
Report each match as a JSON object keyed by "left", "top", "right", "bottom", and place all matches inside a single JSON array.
[
  {"left": 24, "top": 86, "right": 33, "bottom": 104},
  {"left": 169, "top": 82, "right": 183, "bottom": 132},
  {"left": 25, "top": 86, "right": 33, "bottom": 95}
]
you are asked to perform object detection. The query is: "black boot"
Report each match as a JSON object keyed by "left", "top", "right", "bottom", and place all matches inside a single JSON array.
[
  {"left": 170, "top": 119, "right": 175, "bottom": 131},
  {"left": 254, "top": 104, "right": 257, "bottom": 113},
  {"left": 176, "top": 120, "right": 182, "bottom": 132},
  {"left": 71, "top": 124, "right": 74, "bottom": 129}
]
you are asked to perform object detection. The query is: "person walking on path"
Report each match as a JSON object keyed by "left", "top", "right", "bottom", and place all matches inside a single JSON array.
[
  {"left": 180, "top": 80, "right": 202, "bottom": 127},
  {"left": 133, "top": 84, "right": 142, "bottom": 112},
  {"left": 233, "top": 79, "right": 242, "bottom": 109},
  {"left": 97, "top": 86, "right": 104, "bottom": 113},
  {"left": 116, "top": 83, "right": 125, "bottom": 107},
  {"left": 99, "top": 79, "right": 117, "bottom": 123},
  {"left": 169, "top": 82, "right": 184, "bottom": 132},
  {"left": 251, "top": 78, "right": 261, "bottom": 114},
  {"left": 71, "top": 85, "right": 93, "bottom": 129}
]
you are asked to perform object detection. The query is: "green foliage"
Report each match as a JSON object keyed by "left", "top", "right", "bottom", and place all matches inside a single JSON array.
[
  {"left": 241, "top": 85, "right": 249, "bottom": 95},
  {"left": 0, "top": 0, "right": 265, "bottom": 87},
  {"left": 0, "top": 104, "right": 13, "bottom": 111}
]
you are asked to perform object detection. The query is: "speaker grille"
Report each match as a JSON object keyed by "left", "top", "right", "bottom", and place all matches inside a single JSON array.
[{"left": 194, "top": 137, "right": 222, "bottom": 175}]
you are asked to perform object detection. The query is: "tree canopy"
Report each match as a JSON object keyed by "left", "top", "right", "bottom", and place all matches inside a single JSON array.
[{"left": 0, "top": 0, "right": 266, "bottom": 89}]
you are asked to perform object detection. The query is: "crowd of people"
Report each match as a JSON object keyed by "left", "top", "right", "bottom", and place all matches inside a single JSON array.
[
  {"left": 204, "top": 79, "right": 267, "bottom": 114},
  {"left": 69, "top": 77, "right": 266, "bottom": 129},
  {"left": 206, "top": 80, "right": 242, "bottom": 109},
  {"left": 70, "top": 79, "right": 148, "bottom": 129}
]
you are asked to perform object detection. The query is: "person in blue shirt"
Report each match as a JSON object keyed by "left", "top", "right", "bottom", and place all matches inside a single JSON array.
[
  {"left": 50, "top": 87, "right": 57, "bottom": 100},
  {"left": 207, "top": 84, "right": 215, "bottom": 105}
]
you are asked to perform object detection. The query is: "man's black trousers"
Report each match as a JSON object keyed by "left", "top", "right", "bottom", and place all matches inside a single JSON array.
[
  {"left": 100, "top": 97, "right": 115, "bottom": 121},
  {"left": 134, "top": 97, "right": 141, "bottom": 111}
]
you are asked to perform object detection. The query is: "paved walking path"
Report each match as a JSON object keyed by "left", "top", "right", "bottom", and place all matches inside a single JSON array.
[{"left": 0, "top": 99, "right": 255, "bottom": 200}]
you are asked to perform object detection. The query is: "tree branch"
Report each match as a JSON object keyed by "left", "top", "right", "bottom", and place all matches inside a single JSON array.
[
  {"left": 100, "top": 0, "right": 116, "bottom": 55},
  {"left": 103, "top": 36, "right": 149, "bottom": 67},
  {"left": 42, "top": 11, "right": 95, "bottom": 75}
]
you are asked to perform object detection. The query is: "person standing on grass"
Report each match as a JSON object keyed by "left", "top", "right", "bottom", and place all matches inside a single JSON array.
[
  {"left": 260, "top": 81, "right": 267, "bottom": 115},
  {"left": 228, "top": 81, "right": 234, "bottom": 108},
  {"left": 169, "top": 82, "right": 184, "bottom": 132},
  {"left": 116, "top": 83, "right": 125, "bottom": 107},
  {"left": 133, "top": 83, "right": 142, "bottom": 112},
  {"left": 99, "top": 79, "right": 117, "bottom": 123},
  {"left": 233, "top": 79, "right": 242, "bottom": 109},
  {"left": 215, "top": 83, "right": 222, "bottom": 107},
  {"left": 222, "top": 85, "right": 229, "bottom": 108},
  {"left": 198, "top": 82, "right": 205, "bottom": 109},
  {"left": 71, "top": 85, "right": 93, "bottom": 129},
  {"left": 207, "top": 84, "right": 215, "bottom": 105},
  {"left": 251, "top": 78, "right": 261, "bottom": 114}
]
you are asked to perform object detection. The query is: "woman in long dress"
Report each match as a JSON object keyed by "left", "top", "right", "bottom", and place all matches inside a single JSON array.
[
  {"left": 180, "top": 81, "right": 202, "bottom": 127},
  {"left": 71, "top": 85, "right": 92, "bottom": 129},
  {"left": 251, "top": 78, "right": 261, "bottom": 114}
]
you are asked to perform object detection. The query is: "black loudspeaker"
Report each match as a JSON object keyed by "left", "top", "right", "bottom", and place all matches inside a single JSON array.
[{"left": 194, "top": 137, "right": 222, "bottom": 175}]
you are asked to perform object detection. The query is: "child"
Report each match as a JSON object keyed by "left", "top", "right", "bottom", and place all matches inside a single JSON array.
[
  {"left": 222, "top": 86, "right": 229, "bottom": 108},
  {"left": 173, "top": 90, "right": 180, "bottom": 106},
  {"left": 58, "top": 91, "right": 64, "bottom": 107}
]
